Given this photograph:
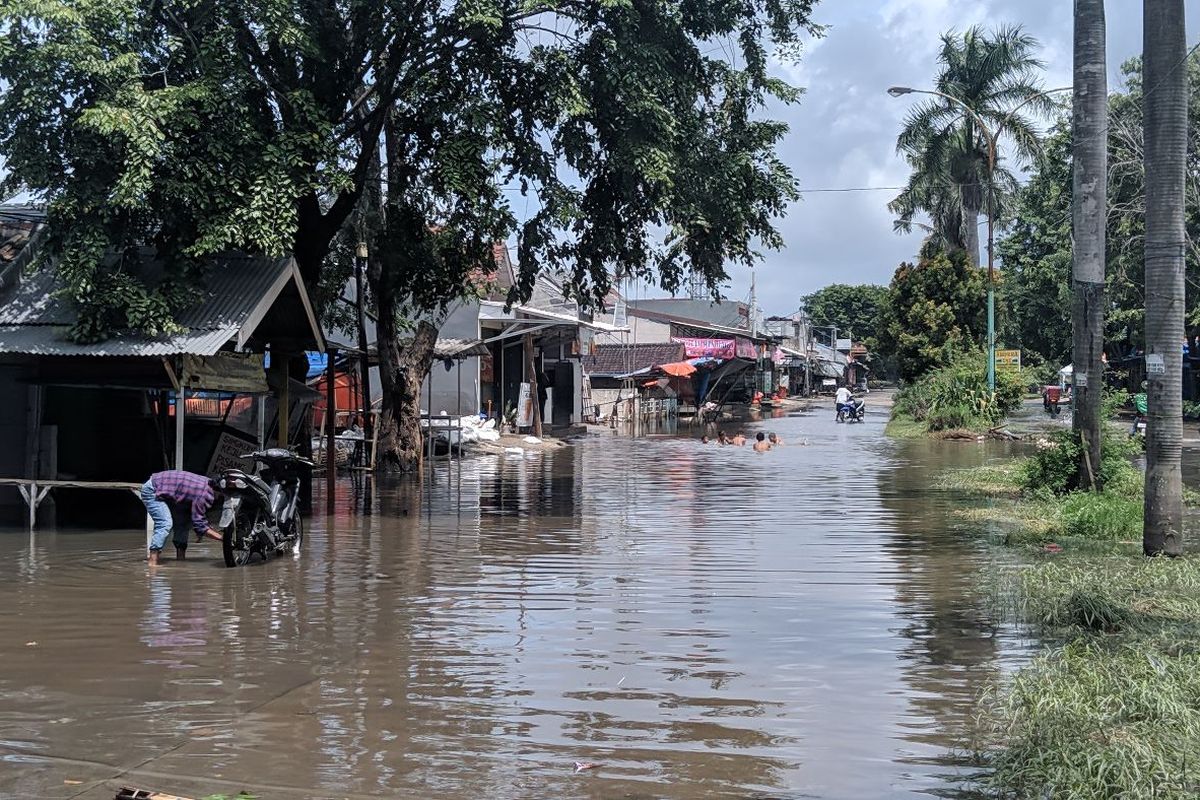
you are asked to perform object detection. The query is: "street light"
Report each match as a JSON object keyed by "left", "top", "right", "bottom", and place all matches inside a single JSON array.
[{"left": 887, "top": 85, "right": 1070, "bottom": 392}]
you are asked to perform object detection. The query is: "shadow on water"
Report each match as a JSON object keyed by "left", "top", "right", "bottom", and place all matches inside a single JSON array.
[{"left": 0, "top": 404, "right": 1031, "bottom": 799}]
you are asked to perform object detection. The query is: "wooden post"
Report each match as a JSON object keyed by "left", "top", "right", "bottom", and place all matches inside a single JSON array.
[
  {"left": 275, "top": 355, "right": 290, "bottom": 448},
  {"left": 524, "top": 333, "right": 542, "bottom": 437},
  {"left": 174, "top": 388, "right": 186, "bottom": 469},
  {"left": 326, "top": 347, "right": 337, "bottom": 514}
]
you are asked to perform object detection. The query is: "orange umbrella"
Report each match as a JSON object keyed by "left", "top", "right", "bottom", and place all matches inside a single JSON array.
[{"left": 658, "top": 361, "right": 697, "bottom": 377}]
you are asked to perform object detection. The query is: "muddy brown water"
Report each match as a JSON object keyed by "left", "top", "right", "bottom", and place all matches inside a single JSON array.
[{"left": 0, "top": 403, "right": 1036, "bottom": 799}]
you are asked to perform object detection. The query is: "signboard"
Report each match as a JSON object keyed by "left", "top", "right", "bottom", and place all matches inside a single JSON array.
[
  {"left": 1146, "top": 353, "right": 1166, "bottom": 375},
  {"left": 206, "top": 429, "right": 257, "bottom": 479},
  {"left": 183, "top": 352, "right": 268, "bottom": 393},
  {"left": 672, "top": 337, "right": 736, "bottom": 359},
  {"left": 516, "top": 382, "right": 534, "bottom": 426},
  {"left": 735, "top": 337, "right": 758, "bottom": 360},
  {"left": 835, "top": 338, "right": 852, "bottom": 351},
  {"left": 996, "top": 349, "right": 1022, "bottom": 372}
]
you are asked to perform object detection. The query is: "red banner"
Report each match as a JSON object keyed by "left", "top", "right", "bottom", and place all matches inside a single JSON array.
[{"left": 672, "top": 337, "right": 736, "bottom": 359}]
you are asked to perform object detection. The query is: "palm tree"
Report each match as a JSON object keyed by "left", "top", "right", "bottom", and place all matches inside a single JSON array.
[
  {"left": 890, "top": 26, "right": 1052, "bottom": 265},
  {"left": 1071, "top": 0, "right": 1107, "bottom": 490},
  {"left": 1142, "top": 0, "right": 1187, "bottom": 556}
]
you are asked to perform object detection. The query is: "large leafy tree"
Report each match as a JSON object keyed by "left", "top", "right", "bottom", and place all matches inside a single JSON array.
[
  {"left": 0, "top": 0, "right": 822, "bottom": 471},
  {"left": 889, "top": 25, "right": 1051, "bottom": 266},
  {"left": 801, "top": 283, "right": 886, "bottom": 340},
  {"left": 876, "top": 250, "right": 987, "bottom": 382},
  {"left": 999, "top": 54, "right": 1200, "bottom": 366}
]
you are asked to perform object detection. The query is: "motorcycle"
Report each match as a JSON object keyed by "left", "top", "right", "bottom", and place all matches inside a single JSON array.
[
  {"left": 216, "top": 448, "right": 312, "bottom": 567},
  {"left": 836, "top": 398, "right": 866, "bottom": 423}
]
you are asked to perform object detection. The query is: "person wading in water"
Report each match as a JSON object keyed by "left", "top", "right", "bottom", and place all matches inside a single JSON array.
[{"left": 139, "top": 470, "right": 223, "bottom": 566}]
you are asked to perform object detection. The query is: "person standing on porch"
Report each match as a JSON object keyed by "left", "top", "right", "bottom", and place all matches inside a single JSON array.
[{"left": 140, "top": 470, "right": 223, "bottom": 566}]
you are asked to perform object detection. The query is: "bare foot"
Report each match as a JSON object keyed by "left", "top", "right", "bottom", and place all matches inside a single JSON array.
[{"left": 148, "top": 551, "right": 161, "bottom": 567}]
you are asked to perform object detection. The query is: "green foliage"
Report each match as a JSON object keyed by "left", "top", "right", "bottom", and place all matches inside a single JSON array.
[
  {"left": 877, "top": 250, "right": 988, "bottom": 381},
  {"left": 893, "top": 350, "right": 1023, "bottom": 430},
  {"left": 890, "top": 25, "right": 1052, "bottom": 257},
  {"left": 1000, "top": 53, "right": 1200, "bottom": 363},
  {"left": 1056, "top": 491, "right": 1143, "bottom": 541},
  {"left": 1022, "top": 424, "right": 1142, "bottom": 495},
  {"left": 0, "top": 0, "right": 823, "bottom": 340},
  {"left": 801, "top": 283, "right": 887, "bottom": 339}
]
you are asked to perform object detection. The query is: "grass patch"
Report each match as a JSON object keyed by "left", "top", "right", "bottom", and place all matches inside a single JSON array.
[
  {"left": 884, "top": 413, "right": 926, "bottom": 439},
  {"left": 942, "top": 434, "right": 1200, "bottom": 796},
  {"left": 937, "top": 460, "right": 1025, "bottom": 496},
  {"left": 979, "top": 638, "right": 1200, "bottom": 800},
  {"left": 1016, "top": 557, "right": 1200, "bottom": 639}
]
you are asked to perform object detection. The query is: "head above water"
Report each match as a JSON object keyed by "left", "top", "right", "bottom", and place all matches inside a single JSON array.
[
  {"left": 701, "top": 435, "right": 710, "bottom": 444},
  {"left": 768, "top": 432, "right": 778, "bottom": 443},
  {"left": 756, "top": 432, "right": 765, "bottom": 441}
]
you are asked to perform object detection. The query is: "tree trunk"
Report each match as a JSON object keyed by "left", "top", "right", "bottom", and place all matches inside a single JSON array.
[
  {"left": 375, "top": 317, "right": 438, "bottom": 473},
  {"left": 1142, "top": 0, "right": 1187, "bottom": 556},
  {"left": 1071, "top": 0, "right": 1107, "bottom": 491},
  {"left": 963, "top": 206, "right": 981, "bottom": 268}
]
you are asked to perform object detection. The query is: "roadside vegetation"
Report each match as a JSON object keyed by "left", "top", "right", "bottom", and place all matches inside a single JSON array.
[
  {"left": 888, "top": 352, "right": 1024, "bottom": 437},
  {"left": 940, "top": 416, "right": 1200, "bottom": 798}
]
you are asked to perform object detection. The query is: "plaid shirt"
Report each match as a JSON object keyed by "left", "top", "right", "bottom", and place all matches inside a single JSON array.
[{"left": 151, "top": 470, "right": 215, "bottom": 536}]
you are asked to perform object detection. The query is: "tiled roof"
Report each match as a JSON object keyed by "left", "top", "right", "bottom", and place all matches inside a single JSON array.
[{"left": 584, "top": 342, "right": 685, "bottom": 377}]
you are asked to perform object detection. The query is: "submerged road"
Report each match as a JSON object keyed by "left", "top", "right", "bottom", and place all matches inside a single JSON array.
[{"left": 0, "top": 401, "right": 1031, "bottom": 799}]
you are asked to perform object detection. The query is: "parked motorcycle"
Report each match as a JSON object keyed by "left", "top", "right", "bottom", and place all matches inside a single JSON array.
[
  {"left": 836, "top": 398, "right": 866, "bottom": 423},
  {"left": 216, "top": 448, "right": 312, "bottom": 567}
]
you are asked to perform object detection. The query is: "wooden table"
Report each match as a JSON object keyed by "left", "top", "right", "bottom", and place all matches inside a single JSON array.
[{"left": 0, "top": 478, "right": 153, "bottom": 546}]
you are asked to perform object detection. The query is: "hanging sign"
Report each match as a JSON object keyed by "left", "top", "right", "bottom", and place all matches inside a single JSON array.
[
  {"left": 206, "top": 430, "right": 257, "bottom": 478},
  {"left": 995, "top": 349, "right": 1022, "bottom": 372},
  {"left": 1146, "top": 354, "right": 1166, "bottom": 375},
  {"left": 516, "top": 382, "right": 534, "bottom": 426},
  {"left": 672, "top": 337, "right": 736, "bottom": 359}
]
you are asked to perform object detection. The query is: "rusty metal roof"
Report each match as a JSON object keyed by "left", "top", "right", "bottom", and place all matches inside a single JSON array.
[
  {"left": 584, "top": 342, "right": 685, "bottom": 377},
  {"left": 0, "top": 251, "right": 314, "bottom": 357}
]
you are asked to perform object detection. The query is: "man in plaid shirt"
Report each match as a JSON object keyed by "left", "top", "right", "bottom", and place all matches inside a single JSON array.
[{"left": 139, "top": 470, "right": 223, "bottom": 566}]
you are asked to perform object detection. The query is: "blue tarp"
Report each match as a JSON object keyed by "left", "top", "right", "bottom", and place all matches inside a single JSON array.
[{"left": 263, "top": 351, "right": 332, "bottom": 380}]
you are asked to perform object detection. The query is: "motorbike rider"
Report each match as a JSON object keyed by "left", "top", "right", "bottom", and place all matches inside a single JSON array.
[
  {"left": 140, "top": 470, "right": 224, "bottom": 566},
  {"left": 835, "top": 385, "right": 853, "bottom": 418},
  {"left": 1041, "top": 384, "right": 1062, "bottom": 415},
  {"left": 1131, "top": 382, "right": 1148, "bottom": 437}
]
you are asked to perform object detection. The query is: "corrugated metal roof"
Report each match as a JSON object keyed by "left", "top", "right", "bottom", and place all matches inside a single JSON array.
[
  {"left": 584, "top": 342, "right": 685, "bottom": 377},
  {"left": 433, "top": 338, "right": 489, "bottom": 359},
  {"left": 0, "top": 325, "right": 236, "bottom": 357},
  {"left": 0, "top": 251, "right": 294, "bottom": 356}
]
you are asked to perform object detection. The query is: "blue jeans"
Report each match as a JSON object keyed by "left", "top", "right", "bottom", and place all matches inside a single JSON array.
[{"left": 141, "top": 479, "right": 190, "bottom": 552}]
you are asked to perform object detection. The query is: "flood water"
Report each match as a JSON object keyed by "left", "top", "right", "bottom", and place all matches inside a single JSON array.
[{"left": 0, "top": 402, "right": 1036, "bottom": 799}]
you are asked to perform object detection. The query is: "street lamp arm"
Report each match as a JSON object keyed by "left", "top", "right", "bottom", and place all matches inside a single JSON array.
[{"left": 889, "top": 86, "right": 996, "bottom": 159}]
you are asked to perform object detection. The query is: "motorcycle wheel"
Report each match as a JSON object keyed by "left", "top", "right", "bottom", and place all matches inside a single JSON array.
[
  {"left": 286, "top": 513, "right": 304, "bottom": 557},
  {"left": 222, "top": 511, "right": 256, "bottom": 568}
]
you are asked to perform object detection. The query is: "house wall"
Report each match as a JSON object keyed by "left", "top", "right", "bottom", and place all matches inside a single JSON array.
[
  {"left": 421, "top": 299, "right": 482, "bottom": 417},
  {"left": 0, "top": 366, "right": 29, "bottom": 518},
  {"left": 593, "top": 316, "right": 671, "bottom": 348}
]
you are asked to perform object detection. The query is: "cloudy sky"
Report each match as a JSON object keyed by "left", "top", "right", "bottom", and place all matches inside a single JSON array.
[{"left": 705, "top": 0, "right": 1200, "bottom": 317}]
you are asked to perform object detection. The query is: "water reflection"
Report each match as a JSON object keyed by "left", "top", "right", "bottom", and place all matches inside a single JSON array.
[{"left": 0, "top": 405, "right": 1031, "bottom": 798}]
